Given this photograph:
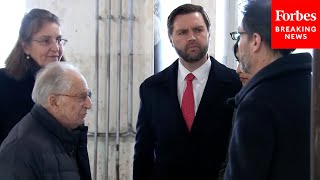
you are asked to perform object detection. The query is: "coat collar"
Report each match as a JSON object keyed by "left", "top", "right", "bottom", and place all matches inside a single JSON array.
[
  {"left": 30, "top": 105, "right": 82, "bottom": 148},
  {"left": 165, "top": 56, "right": 236, "bottom": 84},
  {"left": 162, "top": 56, "right": 237, "bottom": 131},
  {"left": 235, "top": 53, "right": 312, "bottom": 106}
]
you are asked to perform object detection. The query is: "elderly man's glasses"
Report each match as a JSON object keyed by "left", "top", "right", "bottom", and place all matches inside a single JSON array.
[
  {"left": 55, "top": 90, "right": 92, "bottom": 102},
  {"left": 230, "top": 31, "right": 247, "bottom": 41},
  {"left": 32, "top": 37, "right": 68, "bottom": 46}
]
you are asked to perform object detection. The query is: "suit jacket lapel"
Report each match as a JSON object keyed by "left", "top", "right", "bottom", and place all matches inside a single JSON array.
[
  {"left": 168, "top": 60, "right": 184, "bottom": 115},
  {"left": 165, "top": 58, "right": 230, "bottom": 133},
  {"left": 193, "top": 57, "right": 226, "bottom": 127},
  {"left": 166, "top": 60, "right": 190, "bottom": 132}
]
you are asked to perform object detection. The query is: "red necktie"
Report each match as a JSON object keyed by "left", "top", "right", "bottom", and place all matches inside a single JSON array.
[{"left": 181, "top": 73, "right": 195, "bottom": 131}]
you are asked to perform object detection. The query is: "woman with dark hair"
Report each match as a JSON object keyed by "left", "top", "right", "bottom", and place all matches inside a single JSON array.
[{"left": 0, "top": 8, "right": 68, "bottom": 144}]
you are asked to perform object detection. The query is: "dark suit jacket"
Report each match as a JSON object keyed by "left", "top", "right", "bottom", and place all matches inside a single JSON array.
[{"left": 133, "top": 56, "right": 241, "bottom": 180}]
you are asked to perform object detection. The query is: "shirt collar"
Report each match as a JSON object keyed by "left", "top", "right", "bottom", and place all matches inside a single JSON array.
[{"left": 178, "top": 56, "right": 211, "bottom": 82}]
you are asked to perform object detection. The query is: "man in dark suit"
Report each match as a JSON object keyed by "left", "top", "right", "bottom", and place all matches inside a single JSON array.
[
  {"left": 224, "top": 1, "right": 311, "bottom": 180},
  {"left": 133, "top": 4, "right": 241, "bottom": 180}
]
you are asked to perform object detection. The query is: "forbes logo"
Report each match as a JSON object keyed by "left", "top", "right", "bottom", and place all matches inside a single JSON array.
[{"left": 275, "top": 10, "right": 317, "bottom": 21}]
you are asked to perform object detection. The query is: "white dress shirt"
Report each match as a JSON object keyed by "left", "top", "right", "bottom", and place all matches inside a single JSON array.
[{"left": 177, "top": 57, "right": 211, "bottom": 114}]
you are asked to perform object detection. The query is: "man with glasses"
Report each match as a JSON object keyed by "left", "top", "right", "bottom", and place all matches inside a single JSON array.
[
  {"left": 224, "top": 1, "right": 311, "bottom": 180},
  {"left": 0, "top": 62, "right": 92, "bottom": 180}
]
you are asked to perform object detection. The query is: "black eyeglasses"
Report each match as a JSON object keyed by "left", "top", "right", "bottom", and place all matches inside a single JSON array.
[
  {"left": 32, "top": 37, "right": 68, "bottom": 46},
  {"left": 55, "top": 90, "right": 92, "bottom": 102},
  {"left": 230, "top": 31, "right": 247, "bottom": 41}
]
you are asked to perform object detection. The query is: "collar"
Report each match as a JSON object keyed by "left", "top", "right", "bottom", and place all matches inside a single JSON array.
[
  {"left": 178, "top": 55, "right": 211, "bottom": 82},
  {"left": 30, "top": 105, "right": 86, "bottom": 151},
  {"left": 235, "top": 53, "right": 312, "bottom": 106}
]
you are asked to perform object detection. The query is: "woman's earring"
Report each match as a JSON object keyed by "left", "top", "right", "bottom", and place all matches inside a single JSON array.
[{"left": 26, "top": 54, "right": 30, "bottom": 59}]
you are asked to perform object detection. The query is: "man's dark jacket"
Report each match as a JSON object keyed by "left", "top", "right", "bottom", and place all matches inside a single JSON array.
[
  {"left": 133, "top": 56, "right": 242, "bottom": 180},
  {"left": 224, "top": 53, "right": 311, "bottom": 180},
  {"left": 0, "top": 105, "right": 92, "bottom": 180}
]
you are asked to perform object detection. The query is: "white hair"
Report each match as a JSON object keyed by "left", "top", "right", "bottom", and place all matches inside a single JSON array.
[{"left": 32, "top": 62, "right": 82, "bottom": 106}]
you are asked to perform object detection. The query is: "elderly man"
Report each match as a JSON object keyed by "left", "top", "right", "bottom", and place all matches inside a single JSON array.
[
  {"left": 0, "top": 62, "right": 92, "bottom": 180},
  {"left": 225, "top": 1, "right": 311, "bottom": 180}
]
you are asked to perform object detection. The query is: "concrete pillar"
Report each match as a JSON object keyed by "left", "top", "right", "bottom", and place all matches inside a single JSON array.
[{"left": 214, "top": 0, "right": 238, "bottom": 69}]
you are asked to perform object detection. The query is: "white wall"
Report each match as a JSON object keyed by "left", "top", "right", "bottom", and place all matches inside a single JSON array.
[{"left": 0, "top": 1, "right": 26, "bottom": 68}]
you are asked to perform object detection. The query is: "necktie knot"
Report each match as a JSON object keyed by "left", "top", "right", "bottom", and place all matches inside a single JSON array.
[{"left": 185, "top": 73, "right": 195, "bottom": 81}]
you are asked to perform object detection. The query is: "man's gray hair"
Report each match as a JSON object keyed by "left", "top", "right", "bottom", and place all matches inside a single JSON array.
[{"left": 32, "top": 62, "right": 81, "bottom": 106}]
